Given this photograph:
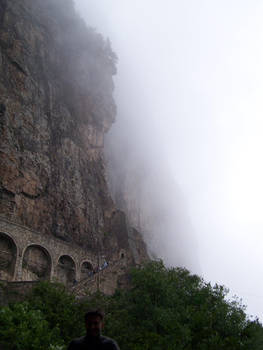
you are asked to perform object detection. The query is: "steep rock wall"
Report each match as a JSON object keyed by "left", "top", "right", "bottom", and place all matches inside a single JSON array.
[{"left": 0, "top": 0, "right": 148, "bottom": 273}]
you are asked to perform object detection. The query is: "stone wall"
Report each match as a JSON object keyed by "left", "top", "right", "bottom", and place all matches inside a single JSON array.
[
  {"left": 0, "top": 216, "right": 115, "bottom": 282},
  {"left": 0, "top": 280, "right": 39, "bottom": 304},
  {"left": 0, "top": 215, "right": 140, "bottom": 294}
]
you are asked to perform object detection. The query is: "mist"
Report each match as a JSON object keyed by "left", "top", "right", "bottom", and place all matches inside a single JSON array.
[{"left": 74, "top": 0, "right": 263, "bottom": 320}]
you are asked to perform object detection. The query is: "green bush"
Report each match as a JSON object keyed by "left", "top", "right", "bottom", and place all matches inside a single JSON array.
[
  {"left": 1, "top": 262, "right": 263, "bottom": 350},
  {"left": 26, "top": 282, "right": 82, "bottom": 344},
  {"left": 81, "top": 261, "right": 263, "bottom": 350},
  {"left": 0, "top": 302, "right": 63, "bottom": 350}
]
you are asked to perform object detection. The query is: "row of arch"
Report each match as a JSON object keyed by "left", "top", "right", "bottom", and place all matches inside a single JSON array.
[{"left": 0, "top": 232, "right": 94, "bottom": 285}]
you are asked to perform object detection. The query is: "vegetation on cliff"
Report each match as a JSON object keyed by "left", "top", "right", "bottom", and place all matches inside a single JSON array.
[{"left": 1, "top": 261, "right": 263, "bottom": 350}]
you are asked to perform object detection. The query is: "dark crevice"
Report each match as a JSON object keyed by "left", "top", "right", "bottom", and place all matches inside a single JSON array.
[
  {"left": 0, "top": 0, "right": 7, "bottom": 29},
  {"left": 0, "top": 187, "right": 15, "bottom": 200},
  {"left": 21, "top": 191, "right": 41, "bottom": 200},
  {"left": 0, "top": 103, "right": 6, "bottom": 117},
  {"left": 7, "top": 56, "right": 27, "bottom": 76}
]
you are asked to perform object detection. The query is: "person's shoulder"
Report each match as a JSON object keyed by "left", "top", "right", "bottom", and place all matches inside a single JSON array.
[
  {"left": 71, "top": 336, "right": 86, "bottom": 344},
  {"left": 100, "top": 336, "right": 120, "bottom": 349},
  {"left": 68, "top": 336, "right": 86, "bottom": 349}
]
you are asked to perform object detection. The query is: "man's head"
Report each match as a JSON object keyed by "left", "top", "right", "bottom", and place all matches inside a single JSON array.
[{"left": 84, "top": 310, "right": 104, "bottom": 337}]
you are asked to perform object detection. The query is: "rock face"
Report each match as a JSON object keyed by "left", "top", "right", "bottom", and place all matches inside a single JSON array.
[{"left": 0, "top": 0, "right": 148, "bottom": 290}]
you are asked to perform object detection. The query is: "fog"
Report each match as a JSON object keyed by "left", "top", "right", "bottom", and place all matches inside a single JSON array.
[{"left": 74, "top": 0, "right": 263, "bottom": 320}]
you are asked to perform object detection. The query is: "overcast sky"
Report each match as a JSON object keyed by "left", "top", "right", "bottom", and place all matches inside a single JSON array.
[{"left": 74, "top": 0, "right": 263, "bottom": 320}]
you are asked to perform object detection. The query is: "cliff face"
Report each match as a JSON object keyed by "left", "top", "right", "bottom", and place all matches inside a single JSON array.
[{"left": 0, "top": 0, "right": 148, "bottom": 274}]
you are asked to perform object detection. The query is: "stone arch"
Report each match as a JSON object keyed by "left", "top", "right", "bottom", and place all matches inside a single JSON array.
[
  {"left": 56, "top": 255, "right": 76, "bottom": 286},
  {"left": 0, "top": 232, "right": 17, "bottom": 281},
  {"left": 80, "top": 261, "right": 94, "bottom": 280},
  {"left": 22, "top": 244, "right": 52, "bottom": 281}
]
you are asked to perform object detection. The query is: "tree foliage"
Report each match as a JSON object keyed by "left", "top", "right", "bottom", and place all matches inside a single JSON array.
[
  {"left": 0, "top": 302, "right": 63, "bottom": 350},
  {"left": 83, "top": 261, "right": 263, "bottom": 350},
  {"left": 0, "top": 261, "right": 263, "bottom": 350}
]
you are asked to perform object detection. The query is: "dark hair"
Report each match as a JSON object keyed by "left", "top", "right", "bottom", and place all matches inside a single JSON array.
[{"left": 84, "top": 310, "right": 104, "bottom": 322}]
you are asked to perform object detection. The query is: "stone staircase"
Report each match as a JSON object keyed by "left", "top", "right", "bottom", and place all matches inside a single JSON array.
[{"left": 71, "top": 258, "right": 127, "bottom": 297}]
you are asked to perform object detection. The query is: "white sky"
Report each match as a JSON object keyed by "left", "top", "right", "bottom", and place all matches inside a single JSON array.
[{"left": 74, "top": 0, "right": 263, "bottom": 320}]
